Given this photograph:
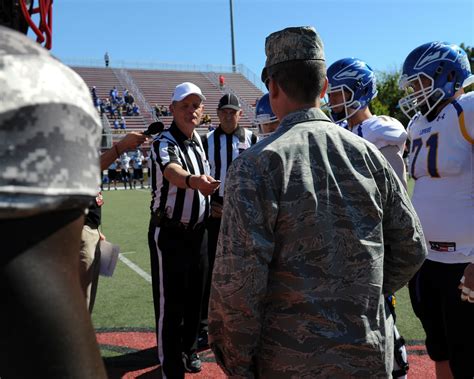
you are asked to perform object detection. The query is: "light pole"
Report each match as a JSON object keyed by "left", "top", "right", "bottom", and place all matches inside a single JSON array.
[{"left": 229, "top": 0, "right": 236, "bottom": 71}]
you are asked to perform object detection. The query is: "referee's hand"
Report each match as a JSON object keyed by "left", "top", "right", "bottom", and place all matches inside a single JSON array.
[{"left": 190, "top": 175, "right": 220, "bottom": 196}]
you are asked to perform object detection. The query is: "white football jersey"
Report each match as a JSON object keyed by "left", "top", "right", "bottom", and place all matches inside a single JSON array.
[
  {"left": 346, "top": 115, "right": 407, "bottom": 153},
  {"left": 408, "top": 92, "right": 474, "bottom": 263}
]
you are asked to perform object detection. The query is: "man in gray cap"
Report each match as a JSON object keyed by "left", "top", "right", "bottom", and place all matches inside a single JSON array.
[{"left": 209, "top": 26, "right": 427, "bottom": 377}]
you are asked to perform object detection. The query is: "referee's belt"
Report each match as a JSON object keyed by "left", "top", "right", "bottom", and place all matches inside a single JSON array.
[{"left": 151, "top": 212, "right": 205, "bottom": 231}]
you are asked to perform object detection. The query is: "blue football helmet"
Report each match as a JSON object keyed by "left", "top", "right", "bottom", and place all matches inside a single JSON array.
[
  {"left": 254, "top": 93, "right": 278, "bottom": 137},
  {"left": 398, "top": 42, "right": 474, "bottom": 119},
  {"left": 326, "top": 58, "right": 378, "bottom": 123}
]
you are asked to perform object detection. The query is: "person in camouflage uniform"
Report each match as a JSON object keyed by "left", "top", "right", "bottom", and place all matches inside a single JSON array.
[
  {"left": 0, "top": 2, "right": 106, "bottom": 377},
  {"left": 208, "top": 26, "right": 427, "bottom": 378}
]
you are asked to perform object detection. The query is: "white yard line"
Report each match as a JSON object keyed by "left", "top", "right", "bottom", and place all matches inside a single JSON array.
[{"left": 118, "top": 254, "right": 152, "bottom": 283}]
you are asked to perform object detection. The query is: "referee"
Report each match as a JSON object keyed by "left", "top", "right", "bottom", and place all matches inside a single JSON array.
[
  {"left": 200, "top": 93, "right": 258, "bottom": 346},
  {"left": 148, "top": 82, "right": 220, "bottom": 378}
]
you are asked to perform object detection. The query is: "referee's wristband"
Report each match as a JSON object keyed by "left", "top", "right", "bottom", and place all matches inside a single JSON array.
[{"left": 185, "top": 174, "right": 193, "bottom": 189}]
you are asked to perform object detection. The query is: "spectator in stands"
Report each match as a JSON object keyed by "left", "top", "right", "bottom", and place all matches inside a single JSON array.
[
  {"left": 117, "top": 104, "right": 123, "bottom": 118},
  {"left": 219, "top": 74, "right": 225, "bottom": 90},
  {"left": 132, "top": 103, "right": 140, "bottom": 116},
  {"left": 104, "top": 51, "right": 110, "bottom": 67},
  {"left": 104, "top": 97, "right": 111, "bottom": 112},
  {"left": 109, "top": 105, "right": 116, "bottom": 119},
  {"left": 125, "top": 103, "right": 133, "bottom": 116},
  {"left": 110, "top": 86, "right": 118, "bottom": 103},
  {"left": 154, "top": 103, "right": 162, "bottom": 118},
  {"left": 128, "top": 92, "right": 135, "bottom": 105},
  {"left": 91, "top": 86, "right": 98, "bottom": 101},
  {"left": 94, "top": 97, "right": 102, "bottom": 114},
  {"left": 200, "top": 113, "right": 211, "bottom": 125},
  {"left": 123, "top": 88, "right": 129, "bottom": 100},
  {"left": 119, "top": 116, "right": 127, "bottom": 130},
  {"left": 161, "top": 104, "right": 169, "bottom": 116},
  {"left": 113, "top": 118, "right": 119, "bottom": 130},
  {"left": 99, "top": 101, "right": 105, "bottom": 116}
]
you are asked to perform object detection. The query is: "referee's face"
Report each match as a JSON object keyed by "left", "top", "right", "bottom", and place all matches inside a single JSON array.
[
  {"left": 218, "top": 108, "right": 242, "bottom": 133},
  {"left": 171, "top": 94, "right": 204, "bottom": 130}
]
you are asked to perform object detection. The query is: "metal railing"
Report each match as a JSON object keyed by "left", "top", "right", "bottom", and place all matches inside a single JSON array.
[
  {"left": 112, "top": 68, "right": 156, "bottom": 125},
  {"left": 63, "top": 58, "right": 265, "bottom": 92},
  {"left": 101, "top": 113, "right": 113, "bottom": 149},
  {"left": 203, "top": 71, "right": 255, "bottom": 125}
]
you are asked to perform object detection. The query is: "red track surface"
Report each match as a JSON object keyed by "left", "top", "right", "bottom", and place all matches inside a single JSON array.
[{"left": 98, "top": 331, "right": 435, "bottom": 378}]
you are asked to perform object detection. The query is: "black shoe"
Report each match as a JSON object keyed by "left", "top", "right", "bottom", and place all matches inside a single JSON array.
[
  {"left": 197, "top": 329, "right": 209, "bottom": 350},
  {"left": 182, "top": 351, "right": 201, "bottom": 373}
]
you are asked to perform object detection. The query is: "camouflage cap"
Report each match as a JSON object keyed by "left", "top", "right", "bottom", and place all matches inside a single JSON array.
[{"left": 261, "top": 26, "right": 325, "bottom": 82}]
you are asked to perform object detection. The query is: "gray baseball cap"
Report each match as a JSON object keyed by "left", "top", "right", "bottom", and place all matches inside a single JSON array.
[{"left": 261, "top": 26, "right": 325, "bottom": 82}]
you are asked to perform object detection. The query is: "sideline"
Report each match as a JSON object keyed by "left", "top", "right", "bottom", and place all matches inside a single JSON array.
[{"left": 119, "top": 254, "right": 152, "bottom": 283}]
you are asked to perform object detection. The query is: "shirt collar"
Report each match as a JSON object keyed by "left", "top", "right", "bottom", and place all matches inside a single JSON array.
[
  {"left": 215, "top": 124, "right": 244, "bottom": 138},
  {"left": 169, "top": 121, "right": 200, "bottom": 145},
  {"left": 278, "top": 108, "right": 331, "bottom": 131}
]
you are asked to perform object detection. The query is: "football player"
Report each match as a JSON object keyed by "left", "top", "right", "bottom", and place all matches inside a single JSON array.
[
  {"left": 0, "top": 1, "right": 107, "bottom": 377},
  {"left": 399, "top": 41, "right": 474, "bottom": 379},
  {"left": 254, "top": 93, "right": 279, "bottom": 140},
  {"left": 326, "top": 58, "right": 408, "bottom": 188},
  {"left": 327, "top": 58, "right": 410, "bottom": 378}
]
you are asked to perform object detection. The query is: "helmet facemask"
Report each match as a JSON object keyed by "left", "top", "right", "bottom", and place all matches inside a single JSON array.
[
  {"left": 255, "top": 114, "right": 279, "bottom": 138},
  {"left": 325, "top": 85, "right": 361, "bottom": 123},
  {"left": 399, "top": 71, "right": 458, "bottom": 119}
]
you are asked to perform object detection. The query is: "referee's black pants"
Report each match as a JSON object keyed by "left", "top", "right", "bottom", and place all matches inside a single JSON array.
[
  {"left": 148, "top": 220, "right": 208, "bottom": 378},
  {"left": 200, "top": 216, "right": 221, "bottom": 327}
]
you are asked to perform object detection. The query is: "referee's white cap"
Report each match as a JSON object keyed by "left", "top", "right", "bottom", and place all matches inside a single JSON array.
[{"left": 171, "top": 82, "right": 206, "bottom": 102}]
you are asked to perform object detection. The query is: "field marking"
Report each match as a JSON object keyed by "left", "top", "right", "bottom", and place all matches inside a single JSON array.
[
  {"left": 121, "top": 251, "right": 137, "bottom": 255},
  {"left": 118, "top": 254, "right": 152, "bottom": 283}
]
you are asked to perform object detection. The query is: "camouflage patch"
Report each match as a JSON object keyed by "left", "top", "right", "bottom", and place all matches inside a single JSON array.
[
  {"left": 0, "top": 28, "right": 101, "bottom": 217},
  {"left": 262, "top": 26, "right": 325, "bottom": 82},
  {"left": 209, "top": 107, "right": 427, "bottom": 377}
]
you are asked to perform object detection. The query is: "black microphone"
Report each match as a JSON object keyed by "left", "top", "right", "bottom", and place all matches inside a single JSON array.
[{"left": 143, "top": 121, "right": 165, "bottom": 136}]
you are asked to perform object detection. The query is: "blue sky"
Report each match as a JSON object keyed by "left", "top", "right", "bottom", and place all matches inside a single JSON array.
[{"left": 51, "top": 0, "right": 473, "bottom": 79}]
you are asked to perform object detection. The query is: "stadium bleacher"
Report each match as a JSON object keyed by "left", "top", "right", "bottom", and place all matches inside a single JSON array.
[
  {"left": 72, "top": 67, "right": 148, "bottom": 133},
  {"left": 72, "top": 66, "right": 263, "bottom": 137}
]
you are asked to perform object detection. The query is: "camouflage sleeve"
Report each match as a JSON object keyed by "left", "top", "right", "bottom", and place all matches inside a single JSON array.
[
  {"left": 381, "top": 166, "right": 427, "bottom": 294},
  {"left": 209, "top": 153, "right": 278, "bottom": 378}
]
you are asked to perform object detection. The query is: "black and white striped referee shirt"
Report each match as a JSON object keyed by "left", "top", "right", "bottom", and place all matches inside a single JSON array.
[
  {"left": 150, "top": 122, "right": 210, "bottom": 226},
  {"left": 203, "top": 125, "right": 257, "bottom": 200}
]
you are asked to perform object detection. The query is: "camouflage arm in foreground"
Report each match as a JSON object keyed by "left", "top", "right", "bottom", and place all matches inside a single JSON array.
[
  {"left": 209, "top": 155, "right": 278, "bottom": 378},
  {"left": 382, "top": 166, "right": 427, "bottom": 294}
]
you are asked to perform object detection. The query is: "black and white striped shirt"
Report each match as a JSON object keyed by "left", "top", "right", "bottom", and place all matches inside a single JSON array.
[
  {"left": 150, "top": 122, "right": 210, "bottom": 226},
  {"left": 203, "top": 125, "right": 257, "bottom": 200}
]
